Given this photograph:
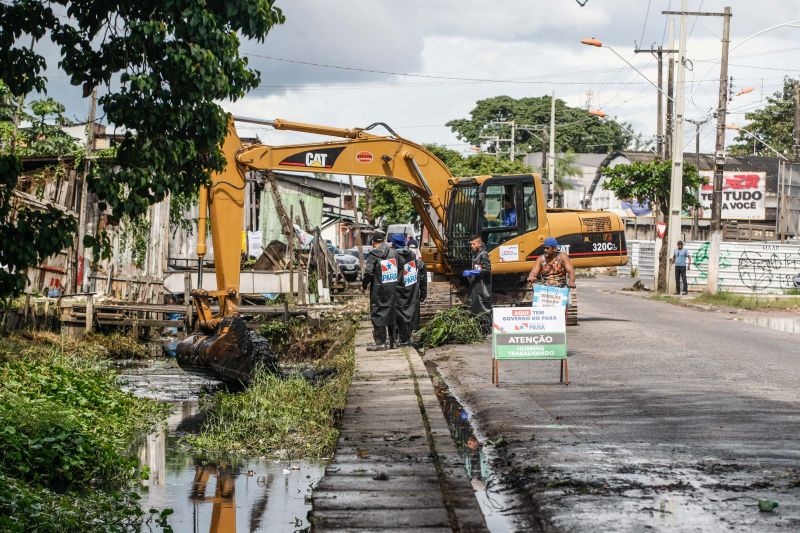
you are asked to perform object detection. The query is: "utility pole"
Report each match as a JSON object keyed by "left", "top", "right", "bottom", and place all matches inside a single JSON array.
[
  {"left": 548, "top": 91, "right": 556, "bottom": 207},
  {"left": 634, "top": 45, "right": 677, "bottom": 159},
  {"left": 686, "top": 118, "right": 709, "bottom": 240},
  {"left": 510, "top": 120, "right": 516, "bottom": 160},
  {"left": 661, "top": 5, "right": 730, "bottom": 294},
  {"left": 707, "top": 7, "right": 732, "bottom": 295},
  {"left": 665, "top": 18, "right": 675, "bottom": 160},
  {"left": 663, "top": 1, "right": 689, "bottom": 295},
  {"left": 484, "top": 121, "right": 517, "bottom": 160},
  {"left": 74, "top": 88, "right": 97, "bottom": 293}
]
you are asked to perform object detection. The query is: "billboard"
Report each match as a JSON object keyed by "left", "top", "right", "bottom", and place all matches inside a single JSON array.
[{"left": 698, "top": 171, "right": 766, "bottom": 220}]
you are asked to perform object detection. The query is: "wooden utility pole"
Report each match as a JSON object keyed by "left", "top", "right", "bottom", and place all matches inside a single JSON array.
[
  {"left": 299, "top": 198, "right": 311, "bottom": 232},
  {"left": 349, "top": 175, "right": 365, "bottom": 277},
  {"left": 707, "top": 7, "right": 732, "bottom": 295},
  {"left": 686, "top": 118, "right": 709, "bottom": 240},
  {"left": 74, "top": 88, "right": 97, "bottom": 293},
  {"left": 634, "top": 45, "right": 677, "bottom": 159}
]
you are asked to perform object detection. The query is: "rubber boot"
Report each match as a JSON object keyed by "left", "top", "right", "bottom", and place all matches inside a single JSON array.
[{"left": 367, "top": 327, "right": 388, "bottom": 351}]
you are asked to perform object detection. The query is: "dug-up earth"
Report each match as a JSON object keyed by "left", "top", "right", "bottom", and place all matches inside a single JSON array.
[{"left": 424, "top": 277, "right": 799, "bottom": 532}]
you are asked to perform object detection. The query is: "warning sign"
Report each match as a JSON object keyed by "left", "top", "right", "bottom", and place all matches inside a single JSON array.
[{"left": 492, "top": 307, "right": 566, "bottom": 360}]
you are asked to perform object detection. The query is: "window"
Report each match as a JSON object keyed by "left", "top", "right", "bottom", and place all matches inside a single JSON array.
[
  {"left": 481, "top": 184, "right": 519, "bottom": 251},
  {"left": 523, "top": 184, "right": 538, "bottom": 232},
  {"left": 445, "top": 185, "right": 478, "bottom": 263}
]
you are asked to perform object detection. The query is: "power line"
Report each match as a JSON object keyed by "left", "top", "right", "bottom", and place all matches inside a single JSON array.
[{"left": 639, "top": 0, "right": 653, "bottom": 47}]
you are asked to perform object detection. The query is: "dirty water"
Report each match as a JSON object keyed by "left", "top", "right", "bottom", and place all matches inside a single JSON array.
[
  {"left": 425, "top": 362, "right": 526, "bottom": 533},
  {"left": 740, "top": 315, "right": 800, "bottom": 334},
  {"left": 119, "top": 359, "right": 324, "bottom": 532}
]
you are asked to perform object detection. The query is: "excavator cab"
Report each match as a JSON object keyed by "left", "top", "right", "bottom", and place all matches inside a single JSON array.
[{"left": 445, "top": 175, "right": 544, "bottom": 268}]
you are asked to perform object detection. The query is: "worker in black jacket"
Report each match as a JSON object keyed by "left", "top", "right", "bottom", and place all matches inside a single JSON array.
[
  {"left": 361, "top": 231, "right": 398, "bottom": 350},
  {"left": 462, "top": 234, "right": 492, "bottom": 331},
  {"left": 391, "top": 235, "right": 427, "bottom": 346}
]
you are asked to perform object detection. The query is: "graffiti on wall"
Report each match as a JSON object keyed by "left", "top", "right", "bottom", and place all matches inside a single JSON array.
[
  {"left": 685, "top": 242, "right": 800, "bottom": 293},
  {"left": 737, "top": 249, "right": 800, "bottom": 291},
  {"left": 690, "top": 242, "right": 730, "bottom": 281}
]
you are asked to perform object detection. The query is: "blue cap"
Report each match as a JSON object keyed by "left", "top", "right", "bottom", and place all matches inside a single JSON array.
[
  {"left": 544, "top": 237, "right": 559, "bottom": 248},
  {"left": 390, "top": 235, "right": 406, "bottom": 248}
]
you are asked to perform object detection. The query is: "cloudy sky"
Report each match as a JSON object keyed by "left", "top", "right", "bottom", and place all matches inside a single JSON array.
[{"left": 42, "top": 0, "right": 800, "bottom": 155}]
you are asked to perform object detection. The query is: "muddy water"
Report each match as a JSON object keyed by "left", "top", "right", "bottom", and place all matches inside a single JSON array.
[
  {"left": 425, "top": 363, "right": 525, "bottom": 533},
  {"left": 118, "top": 359, "right": 324, "bottom": 533}
]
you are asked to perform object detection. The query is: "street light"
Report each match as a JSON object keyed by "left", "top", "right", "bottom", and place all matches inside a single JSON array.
[
  {"left": 580, "top": 38, "right": 674, "bottom": 103},
  {"left": 588, "top": 109, "right": 657, "bottom": 155},
  {"left": 725, "top": 124, "right": 788, "bottom": 161},
  {"left": 584, "top": 34, "right": 687, "bottom": 295}
]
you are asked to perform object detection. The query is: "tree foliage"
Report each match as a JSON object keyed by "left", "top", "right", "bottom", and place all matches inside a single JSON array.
[
  {"left": 601, "top": 160, "right": 705, "bottom": 217},
  {"left": 425, "top": 144, "right": 532, "bottom": 175},
  {"left": 0, "top": 1, "right": 284, "bottom": 298},
  {"left": 446, "top": 95, "right": 637, "bottom": 154},
  {"left": 602, "top": 160, "right": 706, "bottom": 291},
  {"left": 728, "top": 77, "right": 797, "bottom": 157},
  {"left": 363, "top": 145, "right": 534, "bottom": 230}
]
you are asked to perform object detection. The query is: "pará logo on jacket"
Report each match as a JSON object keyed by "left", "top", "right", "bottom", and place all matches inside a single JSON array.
[
  {"left": 380, "top": 258, "right": 398, "bottom": 283},
  {"left": 403, "top": 261, "right": 418, "bottom": 286}
]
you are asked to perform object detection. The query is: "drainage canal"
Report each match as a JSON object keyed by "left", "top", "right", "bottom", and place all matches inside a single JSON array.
[
  {"left": 424, "top": 361, "right": 526, "bottom": 533},
  {"left": 119, "top": 359, "right": 324, "bottom": 532}
]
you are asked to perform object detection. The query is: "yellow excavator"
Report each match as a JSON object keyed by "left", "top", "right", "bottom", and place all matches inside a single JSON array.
[{"left": 177, "top": 116, "right": 628, "bottom": 380}]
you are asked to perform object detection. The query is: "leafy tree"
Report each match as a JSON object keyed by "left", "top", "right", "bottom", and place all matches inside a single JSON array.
[
  {"left": 18, "top": 97, "right": 81, "bottom": 157},
  {"left": 425, "top": 144, "right": 532, "bottom": 175},
  {"left": 602, "top": 160, "right": 706, "bottom": 291},
  {"left": 728, "top": 77, "right": 797, "bottom": 157},
  {"left": 0, "top": 0, "right": 285, "bottom": 299},
  {"left": 446, "top": 95, "right": 635, "bottom": 155},
  {"left": 362, "top": 145, "right": 533, "bottom": 229}
]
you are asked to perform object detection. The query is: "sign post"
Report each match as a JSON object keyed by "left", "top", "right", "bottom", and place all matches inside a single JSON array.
[{"left": 492, "top": 301, "right": 568, "bottom": 386}]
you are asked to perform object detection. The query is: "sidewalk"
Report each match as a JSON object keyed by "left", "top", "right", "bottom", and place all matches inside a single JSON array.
[{"left": 311, "top": 326, "right": 488, "bottom": 532}]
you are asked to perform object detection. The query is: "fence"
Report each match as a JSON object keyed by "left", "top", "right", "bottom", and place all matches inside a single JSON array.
[
  {"left": 685, "top": 241, "right": 800, "bottom": 294},
  {"left": 617, "top": 240, "right": 656, "bottom": 281},
  {"left": 621, "top": 239, "right": 800, "bottom": 294}
]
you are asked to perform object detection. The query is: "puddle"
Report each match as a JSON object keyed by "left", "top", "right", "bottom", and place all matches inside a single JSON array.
[
  {"left": 120, "top": 362, "right": 325, "bottom": 532},
  {"left": 740, "top": 316, "right": 800, "bottom": 334},
  {"left": 425, "top": 362, "right": 523, "bottom": 533}
]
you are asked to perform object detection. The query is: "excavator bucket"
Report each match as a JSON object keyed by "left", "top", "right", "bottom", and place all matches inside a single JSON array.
[{"left": 176, "top": 316, "right": 277, "bottom": 383}]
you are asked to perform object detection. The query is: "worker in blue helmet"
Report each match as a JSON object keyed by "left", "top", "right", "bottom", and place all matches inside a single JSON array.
[
  {"left": 527, "top": 237, "right": 576, "bottom": 288},
  {"left": 462, "top": 234, "right": 492, "bottom": 332}
]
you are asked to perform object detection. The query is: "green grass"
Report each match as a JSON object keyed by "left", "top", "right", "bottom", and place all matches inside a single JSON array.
[
  {"left": 692, "top": 291, "right": 800, "bottom": 310},
  {"left": 648, "top": 291, "right": 800, "bottom": 310},
  {"left": 187, "top": 316, "right": 359, "bottom": 459},
  {"left": 0, "top": 331, "right": 168, "bottom": 531}
]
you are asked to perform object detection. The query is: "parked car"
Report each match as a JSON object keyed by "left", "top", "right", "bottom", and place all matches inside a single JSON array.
[
  {"left": 335, "top": 253, "right": 360, "bottom": 282},
  {"left": 344, "top": 247, "right": 368, "bottom": 262}
]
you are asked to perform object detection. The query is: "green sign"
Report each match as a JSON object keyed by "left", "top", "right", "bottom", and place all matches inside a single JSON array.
[{"left": 492, "top": 307, "right": 566, "bottom": 361}]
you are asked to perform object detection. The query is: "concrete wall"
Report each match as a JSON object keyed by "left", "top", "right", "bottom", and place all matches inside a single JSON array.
[{"left": 621, "top": 239, "right": 800, "bottom": 294}]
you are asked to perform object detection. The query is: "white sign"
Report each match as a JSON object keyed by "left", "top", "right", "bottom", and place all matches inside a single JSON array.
[
  {"left": 698, "top": 171, "right": 766, "bottom": 220},
  {"left": 499, "top": 244, "right": 519, "bottom": 262},
  {"left": 492, "top": 306, "right": 565, "bottom": 334},
  {"left": 247, "top": 231, "right": 262, "bottom": 258}
]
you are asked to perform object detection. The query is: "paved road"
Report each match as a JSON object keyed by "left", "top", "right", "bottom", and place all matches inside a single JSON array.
[{"left": 425, "top": 277, "right": 800, "bottom": 532}]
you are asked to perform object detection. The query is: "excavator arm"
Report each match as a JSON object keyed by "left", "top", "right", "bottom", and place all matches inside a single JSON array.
[{"left": 236, "top": 118, "right": 454, "bottom": 253}]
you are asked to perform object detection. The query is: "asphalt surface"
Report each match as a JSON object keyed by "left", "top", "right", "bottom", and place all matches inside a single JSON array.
[{"left": 424, "top": 277, "right": 800, "bottom": 532}]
